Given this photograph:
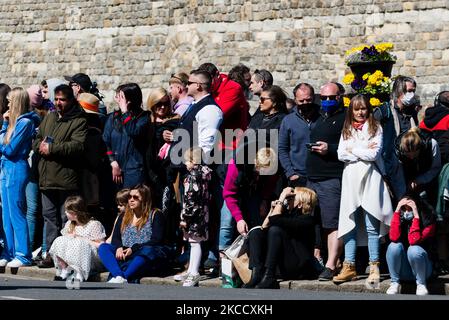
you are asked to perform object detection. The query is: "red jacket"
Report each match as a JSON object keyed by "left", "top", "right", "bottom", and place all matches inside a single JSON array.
[
  {"left": 389, "top": 211, "right": 436, "bottom": 246},
  {"left": 212, "top": 74, "right": 249, "bottom": 150}
]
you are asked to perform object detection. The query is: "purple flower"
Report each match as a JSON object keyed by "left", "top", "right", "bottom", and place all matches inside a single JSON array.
[{"left": 351, "top": 78, "right": 367, "bottom": 91}]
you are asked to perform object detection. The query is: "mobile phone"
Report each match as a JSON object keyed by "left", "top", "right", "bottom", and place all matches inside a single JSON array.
[
  {"left": 306, "top": 142, "right": 319, "bottom": 149},
  {"left": 45, "top": 136, "right": 54, "bottom": 143}
]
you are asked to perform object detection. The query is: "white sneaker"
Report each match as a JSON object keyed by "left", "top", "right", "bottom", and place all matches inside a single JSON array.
[
  {"left": 6, "top": 259, "right": 26, "bottom": 268},
  {"left": 416, "top": 284, "right": 429, "bottom": 296},
  {"left": 183, "top": 273, "right": 200, "bottom": 287},
  {"left": 386, "top": 282, "right": 401, "bottom": 295},
  {"left": 0, "top": 259, "right": 8, "bottom": 267},
  {"left": 173, "top": 272, "right": 189, "bottom": 282},
  {"left": 32, "top": 247, "right": 42, "bottom": 259},
  {"left": 107, "top": 276, "right": 127, "bottom": 284}
]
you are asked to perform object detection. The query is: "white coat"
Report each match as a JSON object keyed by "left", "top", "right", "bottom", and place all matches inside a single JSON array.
[{"left": 337, "top": 122, "right": 393, "bottom": 245}]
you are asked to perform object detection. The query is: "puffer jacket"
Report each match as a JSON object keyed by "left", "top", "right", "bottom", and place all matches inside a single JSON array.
[{"left": 33, "top": 104, "right": 88, "bottom": 190}]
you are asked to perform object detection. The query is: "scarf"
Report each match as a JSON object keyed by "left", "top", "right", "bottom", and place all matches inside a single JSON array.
[{"left": 352, "top": 120, "right": 366, "bottom": 131}]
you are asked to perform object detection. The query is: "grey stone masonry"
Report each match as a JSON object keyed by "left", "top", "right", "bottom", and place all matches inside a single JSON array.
[{"left": 0, "top": 0, "right": 448, "bottom": 110}]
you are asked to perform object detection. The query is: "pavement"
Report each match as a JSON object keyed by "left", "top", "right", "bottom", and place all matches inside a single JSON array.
[{"left": 2, "top": 265, "right": 449, "bottom": 295}]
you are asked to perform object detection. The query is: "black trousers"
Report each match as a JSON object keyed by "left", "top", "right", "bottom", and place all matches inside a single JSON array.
[{"left": 247, "top": 226, "right": 316, "bottom": 279}]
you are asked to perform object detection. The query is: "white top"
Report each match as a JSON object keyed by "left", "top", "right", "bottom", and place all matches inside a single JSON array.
[{"left": 194, "top": 94, "right": 223, "bottom": 155}]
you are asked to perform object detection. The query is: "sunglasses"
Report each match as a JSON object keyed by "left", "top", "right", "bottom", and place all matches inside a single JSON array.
[
  {"left": 260, "top": 96, "right": 272, "bottom": 103},
  {"left": 128, "top": 194, "right": 142, "bottom": 201},
  {"left": 320, "top": 95, "right": 338, "bottom": 101}
]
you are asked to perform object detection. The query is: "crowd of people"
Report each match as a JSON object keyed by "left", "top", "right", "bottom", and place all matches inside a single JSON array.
[{"left": 0, "top": 62, "right": 448, "bottom": 296}]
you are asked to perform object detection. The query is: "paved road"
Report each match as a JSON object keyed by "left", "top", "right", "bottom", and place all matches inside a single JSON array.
[{"left": 0, "top": 274, "right": 447, "bottom": 301}]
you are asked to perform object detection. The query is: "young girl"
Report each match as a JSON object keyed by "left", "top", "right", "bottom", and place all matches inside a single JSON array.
[
  {"left": 386, "top": 195, "right": 436, "bottom": 295},
  {"left": 174, "top": 147, "right": 212, "bottom": 287},
  {"left": 0, "top": 87, "right": 41, "bottom": 268},
  {"left": 106, "top": 188, "right": 130, "bottom": 244},
  {"left": 49, "top": 196, "right": 106, "bottom": 281},
  {"left": 333, "top": 94, "right": 393, "bottom": 287}
]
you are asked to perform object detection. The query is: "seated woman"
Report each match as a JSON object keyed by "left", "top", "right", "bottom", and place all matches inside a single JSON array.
[
  {"left": 49, "top": 196, "right": 106, "bottom": 282},
  {"left": 386, "top": 195, "right": 436, "bottom": 296},
  {"left": 98, "top": 184, "right": 172, "bottom": 283},
  {"left": 244, "top": 187, "right": 319, "bottom": 289}
]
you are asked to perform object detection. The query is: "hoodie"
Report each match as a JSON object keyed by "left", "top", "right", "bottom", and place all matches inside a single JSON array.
[
  {"left": 420, "top": 105, "right": 449, "bottom": 164},
  {"left": 0, "top": 111, "right": 41, "bottom": 162}
]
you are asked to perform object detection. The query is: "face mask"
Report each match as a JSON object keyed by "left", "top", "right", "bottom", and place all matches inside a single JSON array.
[
  {"left": 401, "top": 92, "right": 417, "bottom": 107},
  {"left": 298, "top": 103, "right": 316, "bottom": 117},
  {"left": 402, "top": 210, "right": 414, "bottom": 221},
  {"left": 321, "top": 99, "right": 339, "bottom": 114}
]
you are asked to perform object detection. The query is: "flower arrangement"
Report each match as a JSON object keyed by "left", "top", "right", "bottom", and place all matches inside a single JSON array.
[
  {"left": 345, "top": 42, "right": 397, "bottom": 64},
  {"left": 342, "top": 43, "right": 397, "bottom": 106}
]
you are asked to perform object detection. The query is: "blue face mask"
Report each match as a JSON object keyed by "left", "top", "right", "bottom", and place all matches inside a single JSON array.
[{"left": 321, "top": 99, "right": 339, "bottom": 113}]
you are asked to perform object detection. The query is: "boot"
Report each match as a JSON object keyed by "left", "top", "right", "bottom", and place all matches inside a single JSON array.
[
  {"left": 242, "top": 267, "right": 264, "bottom": 289},
  {"left": 255, "top": 269, "right": 278, "bottom": 289},
  {"left": 365, "top": 261, "right": 380, "bottom": 289},
  {"left": 332, "top": 261, "right": 357, "bottom": 283}
]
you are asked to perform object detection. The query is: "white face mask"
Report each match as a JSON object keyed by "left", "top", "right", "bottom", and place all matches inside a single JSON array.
[
  {"left": 401, "top": 92, "right": 417, "bottom": 107},
  {"left": 402, "top": 210, "right": 414, "bottom": 221}
]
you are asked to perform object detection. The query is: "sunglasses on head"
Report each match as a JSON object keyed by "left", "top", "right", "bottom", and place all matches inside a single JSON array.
[
  {"left": 128, "top": 194, "right": 141, "bottom": 201},
  {"left": 171, "top": 74, "right": 187, "bottom": 85},
  {"left": 320, "top": 95, "right": 338, "bottom": 101}
]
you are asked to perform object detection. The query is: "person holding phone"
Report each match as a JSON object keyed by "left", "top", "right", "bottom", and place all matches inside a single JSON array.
[
  {"left": 279, "top": 83, "right": 320, "bottom": 188},
  {"left": 386, "top": 195, "right": 436, "bottom": 295}
]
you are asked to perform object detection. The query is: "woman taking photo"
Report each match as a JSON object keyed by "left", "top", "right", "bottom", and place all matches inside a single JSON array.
[
  {"left": 103, "top": 83, "right": 151, "bottom": 189},
  {"left": 98, "top": 184, "right": 171, "bottom": 283},
  {"left": 0, "top": 87, "right": 41, "bottom": 267}
]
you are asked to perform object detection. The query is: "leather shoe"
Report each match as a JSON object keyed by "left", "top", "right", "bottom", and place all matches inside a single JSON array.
[
  {"left": 255, "top": 273, "right": 279, "bottom": 289},
  {"left": 37, "top": 255, "right": 53, "bottom": 268}
]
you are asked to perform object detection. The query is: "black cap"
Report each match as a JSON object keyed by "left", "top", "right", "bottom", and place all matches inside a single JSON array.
[{"left": 64, "top": 73, "right": 92, "bottom": 92}]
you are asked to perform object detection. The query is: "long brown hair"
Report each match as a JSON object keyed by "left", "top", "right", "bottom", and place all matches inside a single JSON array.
[
  {"left": 121, "top": 184, "right": 153, "bottom": 232},
  {"left": 342, "top": 94, "right": 378, "bottom": 140},
  {"left": 4, "top": 87, "right": 30, "bottom": 144},
  {"left": 64, "top": 196, "right": 92, "bottom": 233},
  {"left": 399, "top": 127, "right": 423, "bottom": 154}
]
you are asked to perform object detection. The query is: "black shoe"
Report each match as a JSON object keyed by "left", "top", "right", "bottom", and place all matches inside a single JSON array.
[
  {"left": 37, "top": 255, "right": 53, "bottom": 269},
  {"left": 255, "top": 274, "right": 279, "bottom": 289},
  {"left": 318, "top": 267, "right": 335, "bottom": 281},
  {"left": 53, "top": 276, "right": 64, "bottom": 281},
  {"left": 242, "top": 267, "right": 264, "bottom": 289}
]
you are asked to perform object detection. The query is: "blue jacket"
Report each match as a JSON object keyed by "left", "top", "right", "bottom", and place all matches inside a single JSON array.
[
  {"left": 0, "top": 111, "right": 41, "bottom": 162},
  {"left": 103, "top": 110, "right": 151, "bottom": 175},
  {"left": 278, "top": 107, "right": 318, "bottom": 178}
]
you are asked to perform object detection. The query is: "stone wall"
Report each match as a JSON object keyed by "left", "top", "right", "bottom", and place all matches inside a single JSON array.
[{"left": 0, "top": 0, "right": 448, "bottom": 109}]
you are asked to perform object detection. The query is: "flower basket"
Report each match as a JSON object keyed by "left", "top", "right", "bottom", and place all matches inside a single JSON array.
[{"left": 348, "top": 60, "right": 395, "bottom": 78}]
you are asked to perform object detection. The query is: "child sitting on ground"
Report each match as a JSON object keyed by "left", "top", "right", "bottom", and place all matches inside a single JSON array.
[
  {"left": 106, "top": 188, "right": 130, "bottom": 244},
  {"left": 49, "top": 196, "right": 106, "bottom": 282}
]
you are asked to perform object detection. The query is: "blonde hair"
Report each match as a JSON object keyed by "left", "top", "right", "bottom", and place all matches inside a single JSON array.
[
  {"left": 5, "top": 87, "right": 30, "bottom": 144},
  {"left": 184, "top": 147, "right": 203, "bottom": 165},
  {"left": 293, "top": 187, "right": 317, "bottom": 215},
  {"left": 399, "top": 127, "right": 422, "bottom": 154},
  {"left": 146, "top": 87, "right": 168, "bottom": 111},
  {"left": 255, "top": 147, "right": 276, "bottom": 171},
  {"left": 169, "top": 72, "right": 189, "bottom": 86},
  {"left": 116, "top": 188, "right": 130, "bottom": 206}
]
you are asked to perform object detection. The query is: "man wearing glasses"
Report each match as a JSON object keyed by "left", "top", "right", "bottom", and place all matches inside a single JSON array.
[{"left": 305, "top": 82, "right": 346, "bottom": 281}]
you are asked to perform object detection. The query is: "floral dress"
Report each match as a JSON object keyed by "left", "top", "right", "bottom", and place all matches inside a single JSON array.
[
  {"left": 49, "top": 219, "right": 106, "bottom": 281},
  {"left": 181, "top": 165, "right": 212, "bottom": 242}
]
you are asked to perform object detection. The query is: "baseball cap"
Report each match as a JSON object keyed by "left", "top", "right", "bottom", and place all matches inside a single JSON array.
[{"left": 64, "top": 73, "right": 93, "bottom": 92}]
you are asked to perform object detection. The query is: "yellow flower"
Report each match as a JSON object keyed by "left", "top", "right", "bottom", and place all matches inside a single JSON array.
[
  {"left": 370, "top": 97, "right": 381, "bottom": 107},
  {"left": 343, "top": 73, "right": 355, "bottom": 85},
  {"left": 343, "top": 96, "right": 350, "bottom": 107},
  {"left": 367, "top": 70, "right": 384, "bottom": 86},
  {"left": 375, "top": 42, "right": 394, "bottom": 52},
  {"left": 362, "top": 73, "right": 369, "bottom": 80}
]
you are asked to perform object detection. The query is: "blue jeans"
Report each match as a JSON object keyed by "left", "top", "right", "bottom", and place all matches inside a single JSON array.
[
  {"left": 0, "top": 160, "right": 31, "bottom": 264},
  {"left": 343, "top": 210, "right": 380, "bottom": 263},
  {"left": 25, "top": 181, "right": 39, "bottom": 250},
  {"left": 386, "top": 242, "right": 432, "bottom": 285}
]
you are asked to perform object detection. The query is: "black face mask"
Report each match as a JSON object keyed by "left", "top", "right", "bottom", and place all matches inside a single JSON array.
[{"left": 298, "top": 103, "right": 317, "bottom": 118}]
